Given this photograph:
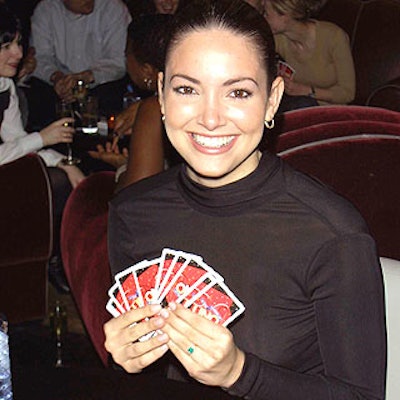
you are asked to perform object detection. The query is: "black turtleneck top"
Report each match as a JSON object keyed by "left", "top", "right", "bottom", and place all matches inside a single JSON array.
[{"left": 108, "top": 152, "right": 386, "bottom": 400}]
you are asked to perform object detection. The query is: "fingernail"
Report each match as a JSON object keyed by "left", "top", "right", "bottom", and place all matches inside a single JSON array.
[
  {"left": 160, "top": 309, "right": 169, "bottom": 318},
  {"left": 150, "top": 304, "right": 162, "bottom": 313},
  {"left": 168, "top": 302, "right": 177, "bottom": 311},
  {"left": 157, "top": 333, "right": 168, "bottom": 342},
  {"left": 153, "top": 317, "right": 164, "bottom": 327},
  {"left": 159, "top": 344, "right": 169, "bottom": 352}
]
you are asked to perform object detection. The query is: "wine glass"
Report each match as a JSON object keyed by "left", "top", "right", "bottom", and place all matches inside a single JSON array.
[{"left": 56, "top": 100, "right": 80, "bottom": 165}]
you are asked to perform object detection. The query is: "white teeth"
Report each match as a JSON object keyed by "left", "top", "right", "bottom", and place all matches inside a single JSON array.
[{"left": 192, "top": 134, "right": 235, "bottom": 148}]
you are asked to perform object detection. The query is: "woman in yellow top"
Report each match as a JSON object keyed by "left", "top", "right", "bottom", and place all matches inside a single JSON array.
[{"left": 263, "top": 0, "right": 355, "bottom": 109}]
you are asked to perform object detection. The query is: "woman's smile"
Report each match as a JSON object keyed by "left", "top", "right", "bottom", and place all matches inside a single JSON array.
[{"left": 190, "top": 133, "right": 237, "bottom": 151}]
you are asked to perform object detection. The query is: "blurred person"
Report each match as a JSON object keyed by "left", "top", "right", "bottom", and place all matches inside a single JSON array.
[
  {"left": 263, "top": 0, "right": 355, "bottom": 111},
  {"left": 103, "top": 1, "right": 385, "bottom": 399},
  {"left": 26, "top": 0, "right": 131, "bottom": 130},
  {"left": 89, "top": 14, "right": 181, "bottom": 190},
  {"left": 0, "top": 3, "right": 85, "bottom": 292}
]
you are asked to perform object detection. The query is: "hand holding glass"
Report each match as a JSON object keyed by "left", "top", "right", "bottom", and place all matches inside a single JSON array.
[{"left": 56, "top": 100, "right": 80, "bottom": 165}]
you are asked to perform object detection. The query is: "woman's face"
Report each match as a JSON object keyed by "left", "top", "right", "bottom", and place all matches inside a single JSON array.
[
  {"left": 159, "top": 28, "right": 283, "bottom": 187},
  {"left": 263, "top": 1, "right": 287, "bottom": 34},
  {"left": 153, "top": 0, "right": 179, "bottom": 14},
  {"left": 0, "top": 34, "right": 22, "bottom": 78},
  {"left": 125, "top": 39, "right": 157, "bottom": 91}
]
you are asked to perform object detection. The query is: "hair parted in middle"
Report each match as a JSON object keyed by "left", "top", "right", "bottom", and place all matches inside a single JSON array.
[{"left": 163, "top": 0, "right": 278, "bottom": 91}]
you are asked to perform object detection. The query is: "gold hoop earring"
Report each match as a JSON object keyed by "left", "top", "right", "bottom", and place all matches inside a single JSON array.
[
  {"left": 144, "top": 78, "right": 153, "bottom": 90},
  {"left": 264, "top": 119, "right": 275, "bottom": 129}
]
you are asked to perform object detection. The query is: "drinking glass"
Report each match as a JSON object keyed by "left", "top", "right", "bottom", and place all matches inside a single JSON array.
[
  {"left": 81, "top": 95, "right": 99, "bottom": 135},
  {"left": 56, "top": 100, "right": 80, "bottom": 165}
]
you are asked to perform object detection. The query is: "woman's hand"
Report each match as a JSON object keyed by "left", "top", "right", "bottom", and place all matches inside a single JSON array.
[
  {"left": 283, "top": 77, "right": 311, "bottom": 97},
  {"left": 39, "top": 118, "right": 75, "bottom": 147},
  {"left": 56, "top": 163, "right": 85, "bottom": 189},
  {"left": 104, "top": 304, "right": 170, "bottom": 373},
  {"left": 161, "top": 303, "right": 245, "bottom": 388},
  {"left": 88, "top": 142, "right": 128, "bottom": 169},
  {"left": 114, "top": 102, "right": 141, "bottom": 136}
]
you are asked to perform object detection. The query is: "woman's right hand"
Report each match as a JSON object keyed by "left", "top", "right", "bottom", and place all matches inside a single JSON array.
[
  {"left": 104, "top": 304, "right": 170, "bottom": 373},
  {"left": 39, "top": 118, "right": 75, "bottom": 147}
]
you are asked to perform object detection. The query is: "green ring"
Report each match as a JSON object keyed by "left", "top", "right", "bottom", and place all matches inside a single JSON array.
[{"left": 187, "top": 346, "right": 194, "bottom": 355}]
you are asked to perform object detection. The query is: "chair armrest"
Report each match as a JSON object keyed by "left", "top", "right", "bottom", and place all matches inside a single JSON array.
[{"left": 0, "top": 154, "right": 52, "bottom": 267}]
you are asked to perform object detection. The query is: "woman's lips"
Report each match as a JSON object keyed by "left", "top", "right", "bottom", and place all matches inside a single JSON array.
[{"left": 190, "top": 133, "right": 237, "bottom": 154}]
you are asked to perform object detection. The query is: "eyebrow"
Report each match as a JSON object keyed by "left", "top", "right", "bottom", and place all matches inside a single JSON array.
[{"left": 169, "top": 74, "right": 259, "bottom": 87}]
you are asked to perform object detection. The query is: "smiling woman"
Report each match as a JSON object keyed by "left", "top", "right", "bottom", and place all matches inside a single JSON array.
[{"left": 104, "top": 1, "right": 386, "bottom": 399}]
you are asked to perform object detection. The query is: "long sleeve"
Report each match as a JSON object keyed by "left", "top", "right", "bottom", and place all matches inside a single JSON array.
[
  {"left": 30, "top": 1, "right": 64, "bottom": 83},
  {"left": 31, "top": 0, "right": 131, "bottom": 86},
  {"left": 87, "top": 0, "right": 131, "bottom": 85},
  {"left": 227, "top": 234, "right": 386, "bottom": 400},
  {"left": 0, "top": 79, "right": 64, "bottom": 167}
]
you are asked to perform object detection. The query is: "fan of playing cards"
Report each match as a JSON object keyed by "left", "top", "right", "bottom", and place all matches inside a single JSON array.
[{"left": 106, "top": 248, "right": 245, "bottom": 328}]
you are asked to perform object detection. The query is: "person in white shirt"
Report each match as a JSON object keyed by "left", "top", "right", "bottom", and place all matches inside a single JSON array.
[
  {"left": 26, "top": 0, "right": 131, "bottom": 129},
  {"left": 0, "top": 3, "right": 85, "bottom": 292}
]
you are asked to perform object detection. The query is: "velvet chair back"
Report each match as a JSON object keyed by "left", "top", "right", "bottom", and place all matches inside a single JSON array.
[
  {"left": 61, "top": 171, "right": 116, "bottom": 366},
  {"left": 275, "top": 106, "right": 400, "bottom": 260},
  {"left": 0, "top": 154, "right": 52, "bottom": 323}
]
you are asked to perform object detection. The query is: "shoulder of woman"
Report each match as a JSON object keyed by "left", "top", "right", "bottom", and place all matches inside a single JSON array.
[
  {"left": 315, "top": 20, "right": 348, "bottom": 39},
  {"left": 138, "top": 96, "right": 161, "bottom": 116}
]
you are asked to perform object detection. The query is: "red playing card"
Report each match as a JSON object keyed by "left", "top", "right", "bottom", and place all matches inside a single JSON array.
[
  {"left": 120, "top": 273, "right": 143, "bottom": 309},
  {"left": 183, "top": 281, "right": 245, "bottom": 327},
  {"left": 135, "top": 258, "right": 161, "bottom": 304},
  {"left": 164, "top": 263, "right": 219, "bottom": 305}
]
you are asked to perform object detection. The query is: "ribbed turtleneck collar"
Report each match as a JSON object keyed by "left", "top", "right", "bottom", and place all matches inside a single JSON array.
[{"left": 177, "top": 152, "right": 282, "bottom": 216}]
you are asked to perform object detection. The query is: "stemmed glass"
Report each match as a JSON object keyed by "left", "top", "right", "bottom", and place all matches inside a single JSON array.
[{"left": 56, "top": 100, "right": 80, "bottom": 165}]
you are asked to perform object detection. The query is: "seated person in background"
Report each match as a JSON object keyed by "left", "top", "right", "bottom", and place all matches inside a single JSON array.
[
  {"left": 89, "top": 14, "right": 181, "bottom": 190},
  {"left": 263, "top": 0, "right": 355, "bottom": 112},
  {"left": 25, "top": 0, "right": 131, "bottom": 130},
  {"left": 0, "top": 3, "right": 85, "bottom": 292}
]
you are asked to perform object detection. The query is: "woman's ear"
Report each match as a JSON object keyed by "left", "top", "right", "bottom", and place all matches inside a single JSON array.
[
  {"left": 157, "top": 72, "right": 165, "bottom": 115},
  {"left": 264, "top": 76, "right": 284, "bottom": 123}
]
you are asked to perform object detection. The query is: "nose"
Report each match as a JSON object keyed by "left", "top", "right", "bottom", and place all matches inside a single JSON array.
[{"left": 198, "top": 93, "right": 226, "bottom": 131}]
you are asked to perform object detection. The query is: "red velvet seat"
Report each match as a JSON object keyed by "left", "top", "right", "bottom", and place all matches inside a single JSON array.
[
  {"left": 0, "top": 154, "right": 52, "bottom": 323},
  {"left": 61, "top": 171, "right": 116, "bottom": 366},
  {"left": 276, "top": 106, "right": 400, "bottom": 260}
]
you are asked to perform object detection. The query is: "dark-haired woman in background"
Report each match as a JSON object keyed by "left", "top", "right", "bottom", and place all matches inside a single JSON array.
[
  {"left": 0, "top": 3, "right": 85, "bottom": 292},
  {"left": 89, "top": 14, "right": 181, "bottom": 189}
]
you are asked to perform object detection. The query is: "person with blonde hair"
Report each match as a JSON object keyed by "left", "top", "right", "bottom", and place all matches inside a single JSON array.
[{"left": 263, "top": 0, "right": 355, "bottom": 111}]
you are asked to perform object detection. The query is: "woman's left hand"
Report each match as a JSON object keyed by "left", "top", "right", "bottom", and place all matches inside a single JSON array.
[
  {"left": 283, "top": 77, "right": 311, "bottom": 97},
  {"left": 88, "top": 142, "right": 128, "bottom": 169},
  {"left": 160, "top": 302, "right": 245, "bottom": 388}
]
